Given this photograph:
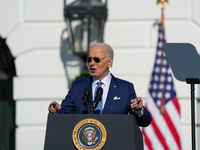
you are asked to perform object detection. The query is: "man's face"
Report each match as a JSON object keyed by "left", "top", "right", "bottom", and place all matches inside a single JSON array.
[{"left": 88, "top": 46, "right": 113, "bottom": 81}]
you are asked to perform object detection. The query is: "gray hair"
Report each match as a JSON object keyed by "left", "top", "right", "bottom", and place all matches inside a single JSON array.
[{"left": 90, "top": 42, "right": 114, "bottom": 59}]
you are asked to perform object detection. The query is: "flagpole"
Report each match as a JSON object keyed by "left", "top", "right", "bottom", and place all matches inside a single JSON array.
[
  {"left": 157, "top": 0, "right": 167, "bottom": 28},
  {"left": 157, "top": 1, "right": 168, "bottom": 115}
]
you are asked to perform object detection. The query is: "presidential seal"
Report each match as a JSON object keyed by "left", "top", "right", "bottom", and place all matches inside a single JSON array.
[{"left": 72, "top": 118, "right": 107, "bottom": 150}]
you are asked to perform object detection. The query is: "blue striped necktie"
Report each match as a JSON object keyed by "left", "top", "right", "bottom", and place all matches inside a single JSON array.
[{"left": 94, "top": 81, "right": 103, "bottom": 114}]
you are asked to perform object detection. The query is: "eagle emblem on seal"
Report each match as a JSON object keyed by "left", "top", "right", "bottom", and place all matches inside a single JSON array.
[{"left": 82, "top": 127, "right": 98, "bottom": 145}]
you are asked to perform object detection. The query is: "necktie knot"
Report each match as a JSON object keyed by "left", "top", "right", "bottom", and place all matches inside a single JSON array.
[{"left": 97, "top": 81, "right": 103, "bottom": 87}]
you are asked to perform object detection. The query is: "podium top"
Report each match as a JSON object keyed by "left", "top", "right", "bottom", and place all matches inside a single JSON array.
[{"left": 163, "top": 43, "right": 200, "bottom": 82}]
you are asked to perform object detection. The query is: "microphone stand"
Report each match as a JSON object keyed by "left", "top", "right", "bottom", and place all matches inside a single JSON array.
[
  {"left": 82, "top": 97, "right": 98, "bottom": 114},
  {"left": 86, "top": 87, "right": 103, "bottom": 114},
  {"left": 89, "top": 100, "right": 94, "bottom": 114},
  {"left": 88, "top": 99, "right": 99, "bottom": 114}
]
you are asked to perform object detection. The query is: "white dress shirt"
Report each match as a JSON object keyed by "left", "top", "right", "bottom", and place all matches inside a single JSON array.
[{"left": 92, "top": 72, "right": 111, "bottom": 110}]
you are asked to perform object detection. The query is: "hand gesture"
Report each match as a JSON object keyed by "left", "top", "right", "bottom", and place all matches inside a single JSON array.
[
  {"left": 130, "top": 97, "right": 143, "bottom": 110},
  {"left": 48, "top": 101, "right": 62, "bottom": 114}
]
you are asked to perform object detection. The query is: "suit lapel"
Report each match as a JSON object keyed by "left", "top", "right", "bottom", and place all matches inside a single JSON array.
[{"left": 102, "top": 75, "right": 118, "bottom": 114}]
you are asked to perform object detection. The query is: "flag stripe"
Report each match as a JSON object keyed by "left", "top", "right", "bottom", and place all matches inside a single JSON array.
[
  {"left": 166, "top": 98, "right": 181, "bottom": 134},
  {"left": 151, "top": 117, "right": 169, "bottom": 150},
  {"left": 142, "top": 128, "right": 153, "bottom": 150},
  {"left": 143, "top": 110, "right": 165, "bottom": 150},
  {"left": 145, "top": 92, "right": 178, "bottom": 150},
  {"left": 163, "top": 108, "right": 181, "bottom": 150},
  {"left": 172, "top": 96, "right": 181, "bottom": 115}
]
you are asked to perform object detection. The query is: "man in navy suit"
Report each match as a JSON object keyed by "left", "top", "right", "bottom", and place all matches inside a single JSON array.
[{"left": 49, "top": 43, "right": 152, "bottom": 127}]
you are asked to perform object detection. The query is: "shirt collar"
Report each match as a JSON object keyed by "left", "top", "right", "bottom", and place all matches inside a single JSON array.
[{"left": 93, "top": 72, "right": 111, "bottom": 87}]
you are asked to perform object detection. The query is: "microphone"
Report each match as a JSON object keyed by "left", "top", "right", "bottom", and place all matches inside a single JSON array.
[
  {"left": 94, "top": 87, "right": 103, "bottom": 109},
  {"left": 82, "top": 87, "right": 91, "bottom": 110}
]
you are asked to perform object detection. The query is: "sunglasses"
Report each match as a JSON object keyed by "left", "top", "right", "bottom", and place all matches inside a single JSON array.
[{"left": 86, "top": 57, "right": 107, "bottom": 63}]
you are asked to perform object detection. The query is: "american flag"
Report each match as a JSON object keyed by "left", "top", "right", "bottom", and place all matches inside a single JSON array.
[{"left": 142, "top": 21, "right": 182, "bottom": 150}]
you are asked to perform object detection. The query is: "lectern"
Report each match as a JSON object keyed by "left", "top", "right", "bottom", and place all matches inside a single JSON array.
[{"left": 44, "top": 114, "right": 144, "bottom": 150}]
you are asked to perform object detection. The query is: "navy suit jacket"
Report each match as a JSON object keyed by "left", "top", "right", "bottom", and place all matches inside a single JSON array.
[{"left": 58, "top": 74, "right": 152, "bottom": 127}]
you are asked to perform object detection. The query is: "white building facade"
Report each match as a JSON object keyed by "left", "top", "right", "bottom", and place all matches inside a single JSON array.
[{"left": 0, "top": 0, "right": 200, "bottom": 150}]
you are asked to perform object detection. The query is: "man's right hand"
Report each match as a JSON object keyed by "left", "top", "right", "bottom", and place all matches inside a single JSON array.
[{"left": 48, "top": 101, "right": 62, "bottom": 114}]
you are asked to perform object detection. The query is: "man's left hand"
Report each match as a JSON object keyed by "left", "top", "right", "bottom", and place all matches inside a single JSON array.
[{"left": 130, "top": 97, "right": 143, "bottom": 110}]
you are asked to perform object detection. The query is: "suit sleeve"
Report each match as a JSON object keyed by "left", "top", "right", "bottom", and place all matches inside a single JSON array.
[
  {"left": 135, "top": 107, "right": 152, "bottom": 127},
  {"left": 58, "top": 83, "right": 76, "bottom": 114},
  {"left": 128, "top": 83, "right": 152, "bottom": 127}
]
